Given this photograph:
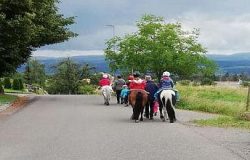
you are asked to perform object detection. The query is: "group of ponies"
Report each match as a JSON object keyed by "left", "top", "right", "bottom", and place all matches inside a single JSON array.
[
  {"left": 100, "top": 74, "right": 176, "bottom": 123},
  {"left": 129, "top": 89, "right": 176, "bottom": 123}
]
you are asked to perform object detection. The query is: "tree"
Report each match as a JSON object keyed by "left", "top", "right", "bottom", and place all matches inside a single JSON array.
[
  {"left": 0, "top": 0, "right": 77, "bottom": 77},
  {"left": 48, "top": 58, "right": 81, "bottom": 94},
  {"left": 81, "top": 63, "right": 96, "bottom": 79},
  {"left": 24, "top": 59, "right": 46, "bottom": 86},
  {"left": 105, "top": 14, "right": 217, "bottom": 81},
  {"left": 12, "top": 78, "right": 20, "bottom": 90},
  {"left": 3, "top": 77, "right": 11, "bottom": 89},
  {"left": 0, "top": 79, "right": 3, "bottom": 94}
]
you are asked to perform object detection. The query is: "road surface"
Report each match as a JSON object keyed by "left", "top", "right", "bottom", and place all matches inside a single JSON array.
[{"left": 0, "top": 95, "right": 249, "bottom": 160}]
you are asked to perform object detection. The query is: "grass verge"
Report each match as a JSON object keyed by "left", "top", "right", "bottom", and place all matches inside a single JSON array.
[
  {"left": 0, "top": 94, "right": 17, "bottom": 105},
  {"left": 193, "top": 116, "right": 250, "bottom": 130},
  {"left": 177, "top": 84, "right": 250, "bottom": 129}
]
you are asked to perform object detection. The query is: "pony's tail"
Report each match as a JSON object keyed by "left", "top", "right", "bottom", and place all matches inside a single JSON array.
[
  {"left": 166, "top": 98, "right": 176, "bottom": 123},
  {"left": 134, "top": 92, "right": 143, "bottom": 120}
]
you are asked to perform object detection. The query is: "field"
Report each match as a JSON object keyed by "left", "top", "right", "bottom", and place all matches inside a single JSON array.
[{"left": 177, "top": 84, "right": 250, "bottom": 129}]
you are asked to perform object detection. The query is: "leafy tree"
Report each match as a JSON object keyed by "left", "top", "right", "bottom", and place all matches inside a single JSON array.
[
  {"left": 48, "top": 58, "right": 81, "bottom": 94},
  {"left": 24, "top": 59, "right": 46, "bottom": 86},
  {"left": 12, "top": 78, "right": 20, "bottom": 90},
  {"left": 0, "top": 0, "right": 77, "bottom": 77},
  {"left": 0, "top": 79, "right": 3, "bottom": 94},
  {"left": 81, "top": 63, "right": 96, "bottom": 79},
  {"left": 19, "top": 79, "right": 24, "bottom": 90},
  {"left": 3, "top": 77, "right": 11, "bottom": 89},
  {"left": 105, "top": 14, "right": 217, "bottom": 81}
]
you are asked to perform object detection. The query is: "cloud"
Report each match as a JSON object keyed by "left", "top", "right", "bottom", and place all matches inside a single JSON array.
[
  {"left": 179, "top": 13, "right": 250, "bottom": 54},
  {"left": 41, "top": 0, "right": 250, "bottom": 55}
]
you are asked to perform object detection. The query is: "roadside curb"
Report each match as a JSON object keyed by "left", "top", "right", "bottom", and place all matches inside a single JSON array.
[{"left": 0, "top": 95, "right": 38, "bottom": 117}]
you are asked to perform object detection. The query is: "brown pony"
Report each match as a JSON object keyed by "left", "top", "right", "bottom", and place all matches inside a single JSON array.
[{"left": 129, "top": 89, "right": 148, "bottom": 123}]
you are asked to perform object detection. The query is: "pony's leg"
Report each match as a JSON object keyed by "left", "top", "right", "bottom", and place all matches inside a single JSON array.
[
  {"left": 131, "top": 108, "right": 136, "bottom": 120},
  {"left": 163, "top": 105, "right": 167, "bottom": 122},
  {"left": 140, "top": 107, "right": 144, "bottom": 121},
  {"left": 166, "top": 99, "right": 175, "bottom": 123},
  {"left": 159, "top": 98, "right": 164, "bottom": 119}
]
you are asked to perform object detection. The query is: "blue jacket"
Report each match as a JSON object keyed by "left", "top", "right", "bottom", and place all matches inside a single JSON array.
[
  {"left": 120, "top": 88, "right": 129, "bottom": 98},
  {"left": 159, "top": 77, "right": 174, "bottom": 89},
  {"left": 145, "top": 80, "right": 158, "bottom": 100}
]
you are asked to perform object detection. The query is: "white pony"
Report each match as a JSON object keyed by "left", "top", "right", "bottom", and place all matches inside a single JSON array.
[
  {"left": 101, "top": 85, "right": 113, "bottom": 105},
  {"left": 159, "top": 89, "right": 176, "bottom": 123}
]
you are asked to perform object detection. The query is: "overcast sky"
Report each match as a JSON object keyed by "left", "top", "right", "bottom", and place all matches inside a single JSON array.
[{"left": 34, "top": 0, "right": 250, "bottom": 57}]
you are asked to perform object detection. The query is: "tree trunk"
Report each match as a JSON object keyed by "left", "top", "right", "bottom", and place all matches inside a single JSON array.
[{"left": 0, "top": 85, "right": 4, "bottom": 95}]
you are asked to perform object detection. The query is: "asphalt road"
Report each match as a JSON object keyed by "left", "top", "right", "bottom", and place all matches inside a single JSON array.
[{"left": 0, "top": 95, "right": 249, "bottom": 160}]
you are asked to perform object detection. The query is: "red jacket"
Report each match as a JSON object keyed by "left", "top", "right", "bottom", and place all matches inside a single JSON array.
[
  {"left": 129, "top": 79, "right": 146, "bottom": 90},
  {"left": 99, "top": 78, "right": 111, "bottom": 87}
]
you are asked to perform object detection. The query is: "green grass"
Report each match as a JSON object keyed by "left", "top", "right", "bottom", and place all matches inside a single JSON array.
[
  {"left": 177, "top": 85, "right": 247, "bottom": 117},
  {"left": 177, "top": 84, "right": 250, "bottom": 129},
  {"left": 194, "top": 116, "right": 250, "bottom": 130},
  {"left": 0, "top": 94, "right": 17, "bottom": 105},
  {"left": 4, "top": 88, "right": 28, "bottom": 94}
]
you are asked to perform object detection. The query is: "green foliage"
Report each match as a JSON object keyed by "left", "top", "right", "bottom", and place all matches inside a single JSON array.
[
  {"left": 0, "top": 79, "right": 3, "bottom": 94},
  {"left": 194, "top": 116, "right": 250, "bottom": 130},
  {"left": 89, "top": 73, "right": 102, "bottom": 85},
  {"left": 105, "top": 14, "right": 217, "bottom": 81},
  {"left": 241, "top": 81, "right": 249, "bottom": 87},
  {"left": 24, "top": 59, "right": 46, "bottom": 86},
  {"left": 79, "top": 85, "right": 97, "bottom": 95},
  {"left": 178, "top": 80, "right": 191, "bottom": 86},
  {"left": 200, "top": 77, "right": 214, "bottom": 85},
  {"left": 0, "top": 0, "right": 77, "bottom": 77},
  {"left": 3, "top": 77, "right": 11, "bottom": 89},
  {"left": 0, "top": 94, "right": 17, "bottom": 105},
  {"left": 47, "top": 58, "right": 81, "bottom": 94},
  {"left": 19, "top": 79, "right": 24, "bottom": 90},
  {"left": 12, "top": 78, "right": 21, "bottom": 90},
  {"left": 177, "top": 85, "right": 247, "bottom": 118},
  {"left": 81, "top": 63, "right": 96, "bottom": 79}
]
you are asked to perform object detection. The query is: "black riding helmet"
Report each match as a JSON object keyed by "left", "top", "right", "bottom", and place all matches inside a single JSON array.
[{"left": 133, "top": 71, "right": 140, "bottom": 78}]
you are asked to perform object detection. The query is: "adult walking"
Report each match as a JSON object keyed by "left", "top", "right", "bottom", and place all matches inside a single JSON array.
[
  {"left": 145, "top": 75, "right": 158, "bottom": 119},
  {"left": 113, "top": 75, "right": 126, "bottom": 104}
]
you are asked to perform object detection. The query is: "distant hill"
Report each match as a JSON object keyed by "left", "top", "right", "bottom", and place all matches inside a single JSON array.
[
  {"left": 17, "top": 52, "right": 250, "bottom": 75},
  {"left": 18, "top": 55, "right": 109, "bottom": 74},
  {"left": 207, "top": 52, "right": 250, "bottom": 74}
]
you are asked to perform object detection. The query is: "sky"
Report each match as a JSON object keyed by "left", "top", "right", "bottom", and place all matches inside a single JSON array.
[{"left": 34, "top": 0, "right": 250, "bottom": 57}]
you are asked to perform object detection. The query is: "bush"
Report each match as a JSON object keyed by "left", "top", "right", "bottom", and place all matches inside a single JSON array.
[
  {"left": 79, "top": 85, "right": 97, "bottom": 95},
  {"left": 90, "top": 74, "right": 102, "bottom": 85},
  {"left": 4, "top": 77, "right": 12, "bottom": 89},
  {"left": 19, "top": 79, "right": 24, "bottom": 90},
  {"left": 12, "top": 79, "right": 21, "bottom": 90},
  {"left": 201, "top": 78, "right": 214, "bottom": 85},
  {"left": 178, "top": 80, "right": 191, "bottom": 86},
  {"left": 241, "top": 81, "right": 249, "bottom": 87}
]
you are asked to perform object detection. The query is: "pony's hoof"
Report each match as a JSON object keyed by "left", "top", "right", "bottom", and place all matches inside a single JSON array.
[
  {"left": 170, "top": 120, "right": 174, "bottom": 123},
  {"left": 140, "top": 118, "right": 143, "bottom": 121},
  {"left": 162, "top": 119, "right": 166, "bottom": 122},
  {"left": 135, "top": 120, "right": 139, "bottom": 123}
]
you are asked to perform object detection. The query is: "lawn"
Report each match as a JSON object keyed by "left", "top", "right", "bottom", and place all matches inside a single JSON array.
[
  {"left": 0, "top": 94, "right": 17, "bottom": 105},
  {"left": 176, "top": 84, "right": 250, "bottom": 129}
]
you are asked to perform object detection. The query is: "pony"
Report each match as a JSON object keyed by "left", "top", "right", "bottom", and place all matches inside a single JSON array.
[
  {"left": 159, "top": 89, "right": 176, "bottom": 123},
  {"left": 101, "top": 85, "right": 113, "bottom": 105},
  {"left": 129, "top": 89, "right": 148, "bottom": 123}
]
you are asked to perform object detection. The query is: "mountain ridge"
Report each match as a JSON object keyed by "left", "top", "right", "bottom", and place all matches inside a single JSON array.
[{"left": 18, "top": 52, "right": 250, "bottom": 75}]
